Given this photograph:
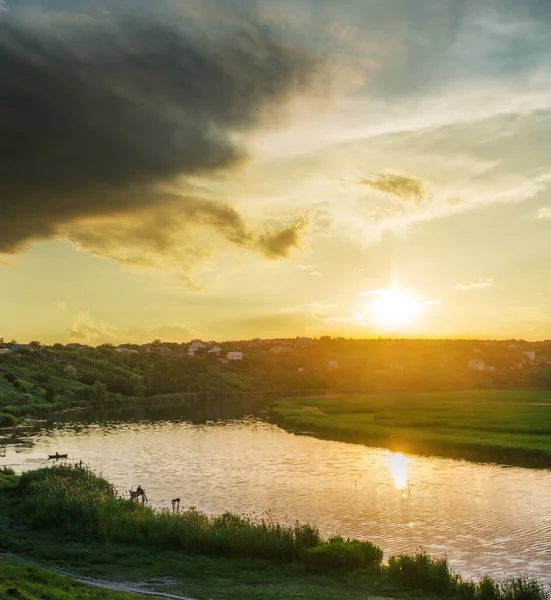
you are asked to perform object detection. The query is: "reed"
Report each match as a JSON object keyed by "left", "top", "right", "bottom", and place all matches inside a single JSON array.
[
  {"left": 17, "top": 464, "right": 379, "bottom": 570},
  {"left": 387, "top": 552, "right": 549, "bottom": 600}
]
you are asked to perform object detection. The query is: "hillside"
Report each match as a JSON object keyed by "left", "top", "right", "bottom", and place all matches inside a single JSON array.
[{"left": 2, "top": 337, "right": 551, "bottom": 422}]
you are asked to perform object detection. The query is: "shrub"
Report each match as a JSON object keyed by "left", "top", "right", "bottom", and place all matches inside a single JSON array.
[
  {"left": 0, "top": 413, "right": 17, "bottom": 427},
  {"left": 4, "top": 372, "right": 16, "bottom": 383},
  {"left": 302, "top": 536, "right": 383, "bottom": 572},
  {"left": 387, "top": 550, "right": 461, "bottom": 594},
  {"left": 34, "top": 372, "right": 50, "bottom": 384},
  {"left": 498, "top": 576, "right": 549, "bottom": 600}
]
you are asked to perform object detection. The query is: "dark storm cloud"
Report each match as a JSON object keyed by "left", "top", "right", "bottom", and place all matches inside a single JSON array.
[{"left": 0, "top": 16, "right": 318, "bottom": 253}]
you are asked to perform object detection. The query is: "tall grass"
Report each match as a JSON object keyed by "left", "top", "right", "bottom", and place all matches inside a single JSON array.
[
  {"left": 387, "top": 551, "right": 549, "bottom": 600},
  {"left": 17, "top": 464, "right": 377, "bottom": 570}
]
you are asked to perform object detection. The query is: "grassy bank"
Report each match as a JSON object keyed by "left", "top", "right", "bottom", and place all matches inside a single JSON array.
[
  {"left": 0, "top": 464, "right": 548, "bottom": 600},
  {"left": 269, "top": 390, "right": 551, "bottom": 467},
  {"left": 0, "top": 561, "right": 146, "bottom": 600}
]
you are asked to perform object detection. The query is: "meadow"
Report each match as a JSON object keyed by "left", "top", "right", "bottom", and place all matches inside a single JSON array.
[
  {"left": 0, "top": 464, "right": 548, "bottom": 600},
  {"left": 269, "top": 390, "right": 551, "bottom": 467}
]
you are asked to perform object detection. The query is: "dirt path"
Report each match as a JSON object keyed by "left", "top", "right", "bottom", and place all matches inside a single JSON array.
[{"left": 1, "top": 553, "right": 198, "bottom": 600}]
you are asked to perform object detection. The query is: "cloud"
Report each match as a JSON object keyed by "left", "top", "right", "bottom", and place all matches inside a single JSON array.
[
  {"left": 68, "top": 311, "right": 119, "bottom": 343},
  {"left": 536, "top": 207, "right": 551, "bottom": 219},
  {"left": 455, "top": 278, "right": 494, "bottom": 290},
  {"left": 0, "top": 1, "right": 8, "bottom": 12},
  {"left": 61, "top": 196, "right": 306, "bottom": 282},
  {"left": 257, "top": 219, "right": 306, "bottom": 258},
  {"left": 361, "top": 173, "right": 428, "bottom": 204},
  {"left": 68, "top": 310, "right": 196, "bottom": 344},
  {"left": 0, "top": 15, "right": 320, "bottom": 261}
]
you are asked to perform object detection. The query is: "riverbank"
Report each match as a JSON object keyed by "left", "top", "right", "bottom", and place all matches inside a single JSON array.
[
  {"left": 0, "top": 465, "right": 548, "bottom": 600},
  {"left": 269, "top": 390, "right": 551, "bottom": 468}
]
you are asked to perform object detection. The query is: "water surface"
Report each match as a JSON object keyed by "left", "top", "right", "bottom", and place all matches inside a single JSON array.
[{"left": 1, "top": 407, "right": 550, "bottom": 584}]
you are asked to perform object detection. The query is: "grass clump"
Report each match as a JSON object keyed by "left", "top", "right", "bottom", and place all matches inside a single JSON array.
[
  {"left": 387, "top": 551, "right": 549, "bottom": 600},
  {"left": 388, "top": 550, "right": 460, "bottom": 595},
  {"left": 302, "top": 535, "right": 383, "bottom": 572}
]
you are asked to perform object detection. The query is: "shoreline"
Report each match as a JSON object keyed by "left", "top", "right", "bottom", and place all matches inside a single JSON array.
[{"left": 0, "top": 464, "right": 549, "bottom": 600}]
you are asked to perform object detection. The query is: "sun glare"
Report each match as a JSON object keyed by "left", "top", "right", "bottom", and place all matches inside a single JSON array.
[
  {"left": 363, "top": 288, "right": 422, "bottom": 331},
  {"left": 385, "top": 453, "right": 410, "bottom": 497}
]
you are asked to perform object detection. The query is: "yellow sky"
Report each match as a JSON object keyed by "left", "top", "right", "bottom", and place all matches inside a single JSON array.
[{"left": 1, "top": 0, "right": 551, "bottom": 344}]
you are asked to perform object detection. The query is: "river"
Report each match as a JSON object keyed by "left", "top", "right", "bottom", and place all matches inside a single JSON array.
[{"left": 1, "top": 405, "right": 550, "bottom": 584}]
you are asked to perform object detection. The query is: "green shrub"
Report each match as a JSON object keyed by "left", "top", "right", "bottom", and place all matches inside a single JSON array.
[
  {"left": 302, "top": 536, "right": 383, "bottom": 572},
  {"left": 387, "top": 550, "right": 461, "bottom": 594},
  {"left": 0, "top": 412, "right": 17, "bottom": 427},
  {"left": 498, "top": 576, "right": 549, "bottom": 600}
]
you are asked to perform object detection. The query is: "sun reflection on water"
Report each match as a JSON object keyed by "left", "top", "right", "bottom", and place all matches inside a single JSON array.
[{"left": 386, "top": 452, "right": 410, "bottom": 497}]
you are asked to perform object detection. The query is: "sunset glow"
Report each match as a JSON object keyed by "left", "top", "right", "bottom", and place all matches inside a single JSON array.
[
  {"left": 362, "top": 289, "right": 423, "bottom": 331},
  {"left": 1, "top": 0, "right": 551, "bottom": 344}
]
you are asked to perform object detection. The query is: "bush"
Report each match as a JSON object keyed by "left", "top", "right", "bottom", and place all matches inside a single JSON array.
[
  {"left": 387, "top": 550, "right": 461, "bottom": 594},
  {"left": 387, "top": 553, "right": 549, "bottom": 600},
  {"left": 34, "top": 372, "right": 50, "bottom": 384},
  {"left": 0, "top": 413, "right": 17, "bottom": 427},
  {"left": 498, "top": 576, "right": 549, "bottom": 600},
  {"left": 302, "top": 536, "right": 383, "bottom": 572}
]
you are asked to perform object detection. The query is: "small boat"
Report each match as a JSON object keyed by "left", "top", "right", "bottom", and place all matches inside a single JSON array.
[{"left": 48, "top": 452, "right": 68, "bottom": 460}]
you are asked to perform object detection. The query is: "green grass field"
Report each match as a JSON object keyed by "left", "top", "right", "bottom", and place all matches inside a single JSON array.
[{"left": 269, "top": 390, "right": 551, "bottom": 467}]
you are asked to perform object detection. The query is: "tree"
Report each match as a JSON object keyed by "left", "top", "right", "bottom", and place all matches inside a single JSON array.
[
  {"left": 45, "top": 385, "right": 56, "bottom": 403},
  {"left": 29, "top": 341, "right": 41, "bottom": 348},
  {"left": 64, "top": 365, "right": 77, "bottom": 379},
  {"left": 91, "top": 381, "right": 107, "bottom": 402},
  {"left": 134, "top": 383, "right": 146, "bottom": 398}
]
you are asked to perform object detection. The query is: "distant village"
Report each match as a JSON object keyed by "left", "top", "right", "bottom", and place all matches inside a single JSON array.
[
  {"left": 2, "top": 337, "right": 550, "bottom": 376},
  {"left": 3, "top": 336, "right": 551, "bottom": 406}
]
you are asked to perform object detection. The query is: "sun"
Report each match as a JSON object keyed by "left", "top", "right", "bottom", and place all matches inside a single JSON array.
[{"left": 363, "top": 288, "right": 422, "bottom": 331}]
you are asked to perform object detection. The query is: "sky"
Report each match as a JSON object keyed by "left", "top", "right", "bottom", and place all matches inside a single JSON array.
[{"left": 1, "top": 0, "right": 551, "bottom": 344}]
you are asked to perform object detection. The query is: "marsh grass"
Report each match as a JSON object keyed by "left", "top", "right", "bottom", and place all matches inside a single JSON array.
[
  {"left": 387, "top": 552, "right": 549, "bottom": 600},
  {"left": 17, "top": 464, "right": 378, "bottom": 569}
]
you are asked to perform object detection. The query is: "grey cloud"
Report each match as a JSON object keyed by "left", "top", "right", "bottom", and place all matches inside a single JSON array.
[
  {"left": 63, "top": 194, "right": 306, "bottom": 276},
  {"left": 0, "top": 15, "right": 318, "bottom": 254}
]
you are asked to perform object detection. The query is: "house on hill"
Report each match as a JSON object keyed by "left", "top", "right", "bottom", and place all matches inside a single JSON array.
[
  {"left": 188, "top": 341, "right": 205, "bottom": 356},
  {"left": 270, "top": 345, "right": 291, "bottom": 354},
  {"left": 468, "top": 358, "right": 485, "bottom": 371},
  {"left": 226, "top": 351, "right": 243, "bottom": 361}
]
